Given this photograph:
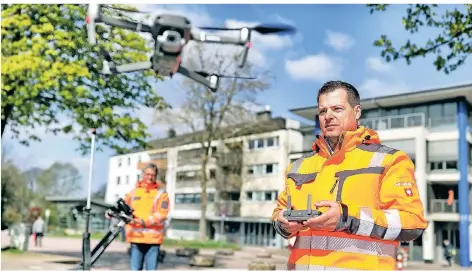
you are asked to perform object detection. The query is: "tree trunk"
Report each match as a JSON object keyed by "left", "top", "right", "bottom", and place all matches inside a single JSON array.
[
  {"left": 199, "top": 152, "right": 208, "bottom": 240},
  {"left": 1, "top": 103, "right": 13, "bottom": 137}
]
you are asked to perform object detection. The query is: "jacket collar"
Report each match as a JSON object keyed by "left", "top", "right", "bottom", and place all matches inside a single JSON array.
[
  {"left": 136, "top": 180, "right": 161, "bottom": 193},
  {"left": 312, "top": 126, "right": 381, "bottom": 157}
]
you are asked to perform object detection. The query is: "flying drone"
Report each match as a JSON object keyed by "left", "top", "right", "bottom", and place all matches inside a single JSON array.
[{"left": 86, "top": 4, "right": 296, "bottom": 92}]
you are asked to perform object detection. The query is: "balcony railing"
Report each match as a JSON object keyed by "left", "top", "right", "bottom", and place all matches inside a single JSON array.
[
  {"left": 429, "top": 199, "right": 458, "bottom": 213},
  {"left": 360, "top": 113, "right": 425, "bottom": 131},
  {"left": 359, "top": 113, "right": 464, "bottom": 131},
  {"left": 175, "top": 178, "right": 216, "bottom": 187},
  {"left": 174, "top": 203, "right": 201, "bottom": 211},
  {"left": 208, "top": 200, "right": 241, "bottom": 217},
  {"left": 216, "top": 174, "right": 242, "bottom": 191},
  {"left": 173, "top": 200, "right": 241, "bottom": 217},
  {"left": 216, "top": 152, "right": 242, "bottom": 168}
]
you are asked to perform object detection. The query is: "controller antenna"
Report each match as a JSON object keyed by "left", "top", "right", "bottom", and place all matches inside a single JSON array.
[{"left": 286, "top": 195, "right": 292, "bottom": 216}]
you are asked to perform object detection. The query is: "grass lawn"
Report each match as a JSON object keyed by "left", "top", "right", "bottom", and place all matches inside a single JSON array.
[{"left": 47, "top": 231, "right": 240, "bottom": 250}]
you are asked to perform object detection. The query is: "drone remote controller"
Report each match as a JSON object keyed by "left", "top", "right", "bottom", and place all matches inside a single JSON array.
[{"left": 283, "top": 194, "right": 322, "bottom": 222}]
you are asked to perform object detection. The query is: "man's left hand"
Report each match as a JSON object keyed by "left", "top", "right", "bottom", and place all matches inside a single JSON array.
[{"left": 303, "top": 201, "right": 341, "bottom": 231}]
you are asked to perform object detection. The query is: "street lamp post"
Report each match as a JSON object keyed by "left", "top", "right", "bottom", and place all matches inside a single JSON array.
[{"left": 82, "top": 128, "right": 96, "bottom": 271}]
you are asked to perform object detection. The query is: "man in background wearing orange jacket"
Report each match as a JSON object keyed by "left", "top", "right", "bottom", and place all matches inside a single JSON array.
[
  {"left": 125, "top": 163, "right": 170, "bottom": 271},
  {"left": 272, "top": 81, "right": 427, "bottom": 270}
]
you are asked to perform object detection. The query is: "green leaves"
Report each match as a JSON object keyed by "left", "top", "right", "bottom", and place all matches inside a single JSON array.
[
  {"left": 368, "top": 4, "right": 472, "bottom": 74},
  {"left": 2, "top": 4, "right": 169, "bottom": 154}
]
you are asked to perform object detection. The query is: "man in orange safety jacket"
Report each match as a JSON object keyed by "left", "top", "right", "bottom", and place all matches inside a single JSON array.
[
  {"left": 272, "top": 81, "right": 427, "bottom": 270},
  {"left": 125, "top": 163, "right": 170, "bottom": 271}
]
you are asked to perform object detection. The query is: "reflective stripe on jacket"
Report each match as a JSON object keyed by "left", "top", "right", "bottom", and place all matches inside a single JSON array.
[
  {"left": 125, "top": 180, "right": 170, "bottom": 245},
  {"left": 272, "top": 126, "right": 427, "bottom": 270}
]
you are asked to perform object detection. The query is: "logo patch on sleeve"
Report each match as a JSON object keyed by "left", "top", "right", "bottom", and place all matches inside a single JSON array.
[
  {"left": 404, "top": 188, "right": 413, "bottom": 197},
  {"left": 161, "top": 201, "right": 169, "bottom": 209}
]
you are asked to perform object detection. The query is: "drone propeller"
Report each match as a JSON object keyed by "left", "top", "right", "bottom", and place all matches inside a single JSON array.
[
  {"left": 198, "top": 23, "right": 295, "bottom": 68},
  {"left": 195, "top": 71, "right": 256, "bottom": 80},
  {"left": 199, "top": 23, "right": 295, "bottom": 35}
]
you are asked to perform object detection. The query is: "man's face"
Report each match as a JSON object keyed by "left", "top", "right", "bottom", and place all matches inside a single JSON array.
[
  {"left": 143, "top": 168, "right": 157, "bottom": 183},
  {"left": 318, "top": 88, "right": 361, "bottom": 139}
]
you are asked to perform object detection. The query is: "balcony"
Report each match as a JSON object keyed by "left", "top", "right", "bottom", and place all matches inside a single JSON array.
[
  {"left": 360, "top": 113, "right": 425, "bottom": 131},
  {"left": 216, "top": 152, "right": 242, "bottom": 168},
  {"left": 359, "top": 113, "right": 463, "bottom": 132},
  {"left": 172, "top": 200, "right": 241, "bottom": 217},
  {"left": 429, "top": 199, "right": 458, "bottom": 213},
  {"left": 216, "top": 173, "right": 242, "bottom": 191},
  {"left": 137, "top": 159, "right": 167, "bottom": 170},
  {"left": 207, "top": 200, "right": 241, "bottom": 217},
  {"left": 174, "top": 203, "right": 201, "bottom": 211}
]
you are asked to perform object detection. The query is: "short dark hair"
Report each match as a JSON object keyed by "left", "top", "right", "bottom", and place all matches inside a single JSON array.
[
  {"left": 317, "top": 80, "right": 361, "bottom": 108},
  {"left": 142, "top": 163, "right": 159, "bottom": 175}
]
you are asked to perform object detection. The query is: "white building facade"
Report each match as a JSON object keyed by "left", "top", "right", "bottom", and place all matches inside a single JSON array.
[{"left": 105, "top": 113, "right": 303, "bottom": 247}]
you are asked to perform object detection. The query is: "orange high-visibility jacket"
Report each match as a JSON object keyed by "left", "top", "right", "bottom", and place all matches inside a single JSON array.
[
  {"left": 272, "top": 126, "right": 427, "bottom": 270},
  {"left": 125, "top": 180, "right": 170, "bottom": 245}
]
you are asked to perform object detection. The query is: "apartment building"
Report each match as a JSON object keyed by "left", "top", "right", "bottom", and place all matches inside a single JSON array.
[
  {"left": 288, "top": 83, "right": 472, "bottom": 266},
  {"left": 105, "top": 109, "right": 303, "bottom": 248}
]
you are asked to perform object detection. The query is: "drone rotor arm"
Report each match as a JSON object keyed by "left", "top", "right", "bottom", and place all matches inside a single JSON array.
[
  {"left": 101, "top": 61, "right": 153, "bottom": 75},
  {"left": 191, "top": 31, "right": 245, "bottom": 46},
  {"left": 177, "top": 66, "right": 219, "bottom": 92},
  {"left": 100, "top": 14, "right": 152, "bottom": 33}
]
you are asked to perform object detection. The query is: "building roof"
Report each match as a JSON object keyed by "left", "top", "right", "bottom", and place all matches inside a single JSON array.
[
  {"left": 114, "top": 116, "right": 289, "bottom": 156},
  {"left": 46, "top": 196, "right": 112, "bottom": 208},
  {"left": 290, "top": 83, "right": 472, "bottom": 121},
  {"left": 147, "top": 117, "right": 287, "bottom": 149}
]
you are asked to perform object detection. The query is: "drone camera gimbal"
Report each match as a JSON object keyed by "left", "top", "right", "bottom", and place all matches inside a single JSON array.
[{"left": 86, "top": 4, "right": 295, "bottom": 92}]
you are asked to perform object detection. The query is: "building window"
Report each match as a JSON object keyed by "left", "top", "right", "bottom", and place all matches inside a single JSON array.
[
  {"left": 429, "top": 160, "right": 458, "bottom": 171},
  {"left": 248, "top": 136, "right": 279, "bottom": 150},
  {"left": 246, "top": 190, "right": 278, "bottom": 202},
  {"left": 125, "top": 175, "right": 129, "bottom": 184},
  {"left": 116, "top": 176, "right": 121, "bottom": 185},
  {"left": 118, "top": 158, "right": 122, "bottom": 167},
  {"left": 175, "top": 193, "right": 202, "bottom": 204},
  {"left": 127, "top": 157, "right": 131, "bottom": 166},
  {"left": 138, "top": 156, "right": 141, "bottom": 163},
  {"left": 137, "top": 174, "right": 141, "bottom": 181},
  {"left": 247, "top": 163, "right": 279, "bottom": 175}
]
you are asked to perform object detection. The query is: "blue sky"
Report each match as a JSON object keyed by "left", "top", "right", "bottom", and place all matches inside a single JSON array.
[{"left": 4, "top": 4, "right": 471, "bottom": 196}]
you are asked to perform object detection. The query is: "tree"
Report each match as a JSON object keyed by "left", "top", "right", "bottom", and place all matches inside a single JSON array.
[
  {"left": 155, "top": 43, "right": 271, "bottom": 240},
  {"left": 1, "top": 4, "right": 168, "bottom": 155},
  {"left": 92, "top": 183, "right": 107, "bottom": 200},
  {"left": 1, "top": 162, "right": 33, "bottom": 225},
  {"left": 368, "top": 4, "right": 472, "bottom": 74},
  {"left": 35, "top": 162, "right": 82, "bottom": 197}
]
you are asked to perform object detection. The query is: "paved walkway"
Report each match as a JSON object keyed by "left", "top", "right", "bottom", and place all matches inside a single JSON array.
[{"left": 2, "top": 231, "right": 470, "bottom": 270}]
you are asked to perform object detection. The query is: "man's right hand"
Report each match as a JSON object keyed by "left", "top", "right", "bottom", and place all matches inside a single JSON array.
[{"left": 277, "top": 209, "right": 305, "bottom": 233}]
